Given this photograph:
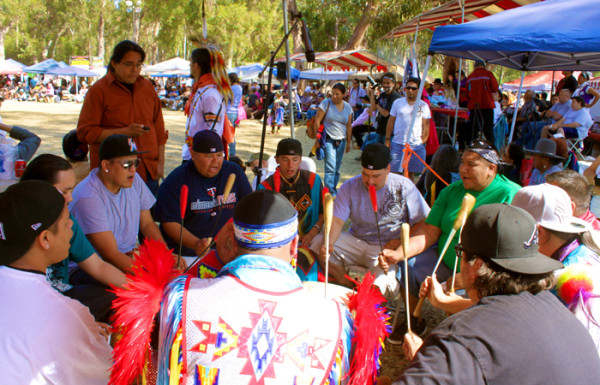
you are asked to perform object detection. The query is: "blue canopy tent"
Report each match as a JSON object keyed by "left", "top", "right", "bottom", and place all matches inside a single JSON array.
[
  {"left": 401, "top": 0, "right": 600, "bottom": 162},
  {"left": 45, "top": 65, "right": 100, "bottom": 95},
  {"left": 24, "top": 59, "right": 68, "bottom": 74},
  {"left": 299, "top": 68, "right": 356, "bottom": 81},
  {"left": 46, "top": 66, "right": 100, "bottom": 77},
  {"left": 6, "top": 58, "right": 27, "bottom": 69},
  {"left": 231, "top": 64, "right": 300, "bottom": 83}
]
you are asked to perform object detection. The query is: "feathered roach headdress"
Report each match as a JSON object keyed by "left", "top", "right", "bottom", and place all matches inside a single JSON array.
[{"left": 189, "top": 37, "right": 234, "bottom": 105}]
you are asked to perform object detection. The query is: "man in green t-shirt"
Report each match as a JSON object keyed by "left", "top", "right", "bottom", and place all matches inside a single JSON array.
[{"left": 381, "top": 139, "right": 520, "bottom": 330}]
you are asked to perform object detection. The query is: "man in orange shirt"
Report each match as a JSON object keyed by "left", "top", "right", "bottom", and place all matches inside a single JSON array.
[{"left": 77, "top": 40, "right": 166, "bottom": 196}]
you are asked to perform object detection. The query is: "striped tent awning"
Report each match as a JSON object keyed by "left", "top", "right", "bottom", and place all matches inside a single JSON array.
[
  {"left": 384, "top": 0, "right": 541, "bottom": 39},
  {"left": 275, "top": 50, "right": 397, "bottom": 72}
]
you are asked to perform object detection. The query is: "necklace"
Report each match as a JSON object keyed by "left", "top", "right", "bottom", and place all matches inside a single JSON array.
[{"left": 281, "top": 171, "right": 300, "bottom": 187}]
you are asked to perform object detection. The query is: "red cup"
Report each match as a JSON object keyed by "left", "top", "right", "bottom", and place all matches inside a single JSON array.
[{"left": 14, "top": 159, "right": 26, "bottom": 178}]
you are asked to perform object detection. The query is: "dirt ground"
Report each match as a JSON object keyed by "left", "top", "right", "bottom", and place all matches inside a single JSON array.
[
  {"left": 0, "top": 99, "right": 445, "bottom": 380},
  {"left": 0, "top": 100, "right": 362, "bottom": 184}
]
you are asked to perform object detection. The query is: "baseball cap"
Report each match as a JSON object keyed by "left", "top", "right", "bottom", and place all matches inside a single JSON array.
[
  {"left": 246, "top": 152, "right": 270, "bottom": 166},
  {"left": 511, "top": 184, "right": 590, "bottom": 234},
  {"left": 461, "top": 203, "right": 563, "bottom": 274},
  {"left": 99, "top": 134, "right": 148, "bottom": 161},
  {"left": 192, "top": 130, "right": 223, "bottom": 153},
  {"left": 276, "top": 138, "right": 302, "bottom": 157},
  {"left": 62, "top": 129, "right": 88, "bottom": 162},
  {"left": 0, "top": 180, "right": 65, "bottom": 265},
  {"left": 361, "top": 143, "right": 391, "bottom": 170}
]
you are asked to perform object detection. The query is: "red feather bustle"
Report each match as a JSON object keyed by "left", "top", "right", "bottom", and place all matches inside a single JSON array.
[
  {"left": 180, "top": 185, "right": 189, "bottom": 220},
  {"left": 109, "top": 239, "right": 183, "bottom": 385},
  {"left": 345, "top": 273, "right": 390, "bottom": 385},
  {"left": 368, "top": 185, "right": 378, "bottom": 213}
]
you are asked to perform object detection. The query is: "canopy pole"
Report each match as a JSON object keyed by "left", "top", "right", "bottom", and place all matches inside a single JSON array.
[
  {"left": 451, "top": 0, "right": 466, "bottom": 146},
  {"left": 507, "top": 71, "right": 525, "bottom": 144},
  {"left": 399, "top": 54, "right": 432, "bottom": 172},
  {"left": 283, "top": 0, "right": 295, "bottom": 138}
]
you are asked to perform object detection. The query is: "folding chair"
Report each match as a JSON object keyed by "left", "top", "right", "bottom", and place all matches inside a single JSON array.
[{"left": 567, "top": 120, "right": 593, "bottom": 160}]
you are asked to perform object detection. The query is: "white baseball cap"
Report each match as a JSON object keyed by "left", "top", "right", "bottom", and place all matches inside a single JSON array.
[{"left": 511, "top": 184, "right": 591, "bottom": 234}]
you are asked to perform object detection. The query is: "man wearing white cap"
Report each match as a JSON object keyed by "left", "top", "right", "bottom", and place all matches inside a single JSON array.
[{"left": 512, "top": 183, "right": 600, "bottom": 355}]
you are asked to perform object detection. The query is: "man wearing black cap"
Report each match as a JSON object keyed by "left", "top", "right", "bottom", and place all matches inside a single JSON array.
[
  {"left": 260, "top": 139, "right": 323, "bottom": 246},
  {"left": 155, "top": 130, "right": 251, "bottom": 256},
  {"left": 71, "top": 134, "right": 166, "bottom": 272},
  {"left": 156, "top": 189, "right": 352, "bottom": 383},
  {"left": 259, "top": 139, "right": 324, "bottom": 281},
  {"left": 0, "top": 180, "right": 112, "bottom": 384},
  {"left": 394, "top": 204, "right": 600, "bottom": 384},
  {"left": 310, "top": 143, "right": 429, "bottom": 296}
]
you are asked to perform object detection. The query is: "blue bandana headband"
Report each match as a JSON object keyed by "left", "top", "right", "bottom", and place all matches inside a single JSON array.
[{"left": 233, "top": 213, "right": 298, "bottom": 249}]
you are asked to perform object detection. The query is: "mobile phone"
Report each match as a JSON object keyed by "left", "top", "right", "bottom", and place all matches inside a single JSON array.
[
  {"left": 367, "top": 75, "right": 376, "bottom": 86},
  {"left": 142, "top": 125, "right": 151, "bottom": 131}
]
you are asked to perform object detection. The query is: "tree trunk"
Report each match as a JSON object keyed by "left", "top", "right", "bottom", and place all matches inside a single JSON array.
[
  {"left": 339, "top": 0, "right": 379, "bottom": 51},
  {"left": 44, "top": 26, "right": 67, "bottom": 59},
  {"left": 0, "top": 25, "right": 9, "bottom": 60},
  {"left": 97, "top": 0, "right": 106, "bottom": 60}
]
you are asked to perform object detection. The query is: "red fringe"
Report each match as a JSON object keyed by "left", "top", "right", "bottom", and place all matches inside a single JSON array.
[
  {"left": 109, "top": 239, "right": 182, "bottom": 385},
  {"left": 345, "top": 273, "right": 390, "bottom": 385}
]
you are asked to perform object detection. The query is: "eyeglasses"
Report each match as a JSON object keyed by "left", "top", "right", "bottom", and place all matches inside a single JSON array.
[
  {"left": 114, "top": 159, "right": 140, "bottom": 170},
  {"left": 405, "top": 86, "right": 418, "bottom": 91},
  {"left": 120, "top": 61, "right": 143, "bottom": 69}
]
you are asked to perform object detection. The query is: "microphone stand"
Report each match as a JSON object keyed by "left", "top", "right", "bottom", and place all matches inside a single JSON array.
[{"left": 256, "top": 17, "right": 303, "bottom": 186}]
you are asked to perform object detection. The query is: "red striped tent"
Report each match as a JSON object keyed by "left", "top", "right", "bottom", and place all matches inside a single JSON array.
[
  {"left": 384, "top": 0, "right": 541, "bottom": 39},
  {"left": 275, "top": 50, "right": 397, "bottom": 72}
]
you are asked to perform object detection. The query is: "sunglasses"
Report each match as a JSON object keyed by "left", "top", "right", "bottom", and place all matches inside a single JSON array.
[
  {"left": 405, "top": 86, "right": 418, "bottom": 91},
  {"left": 455, "top": 243, "right": 465, "bottom": 258},
  {"left": 114, "top": 159, "right": 140, "bottom": 170},
  {"left": 467, "top": 139, "right": 494, "bottom": 151}
]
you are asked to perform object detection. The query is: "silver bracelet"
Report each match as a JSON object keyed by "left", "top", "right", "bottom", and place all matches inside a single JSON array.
[{"left": 313, "top": 224, "right": 321, "bottom": 232}]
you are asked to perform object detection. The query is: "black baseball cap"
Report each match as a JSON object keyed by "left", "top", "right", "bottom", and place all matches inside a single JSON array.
[
  {"left": 99, "top": 134, "right": 148, "bottom": 161},
  {"left": 461, "top": 204, "right": 563, "bottom": 275},
  {"left": 62, "top": 129, "right": 88, "bottom": 162},
  {"left": 361, "top": 143, "right": 391, "bottom": 170},
  {"left": 0, "top": 181, "right": 65, "bottom": 265},
  {"left": 192, "top": 130, "right": 223, "bottom": 153},
  {"left": 276, "top": 138, "right": 302, "bottom": 157}
]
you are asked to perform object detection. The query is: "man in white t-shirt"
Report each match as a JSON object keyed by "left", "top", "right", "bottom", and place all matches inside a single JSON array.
[
  {"left": 386, "top": 77, "right": 430, "bottom": 179},
  {"left": 0, "top": 180, "right": 112, "bottom": 384}
]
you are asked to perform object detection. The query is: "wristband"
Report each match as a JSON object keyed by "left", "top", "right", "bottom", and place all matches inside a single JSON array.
[{"left": 313, "top": 224, "right": 321, "bottom": 232}]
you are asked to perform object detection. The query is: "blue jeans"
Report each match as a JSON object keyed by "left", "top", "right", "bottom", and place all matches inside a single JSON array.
[
  {"left": 390, "top": 142, "right": 426, "bottom": 173},
  {"left": 226, "top": 112, "right": 238, "bottom": 156},
  {"left": 323, "top": 137, "right": 346, "bottom": 195}
]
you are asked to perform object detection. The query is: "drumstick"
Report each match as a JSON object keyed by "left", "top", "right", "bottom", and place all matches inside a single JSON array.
[
  {"left": 208, "top": 173, "right": 236, "bottom": 237},
  {"left": 323, "top": 192, "right": 334, "bottom": 298},
  {"left": 183, "top": 173, "right": 236, "bottom": 273},
  {"left": 177, "top": 185, "right": 189, "bottom": 268},
  {"left": 401, "top": 223, "right": 411, "bottom": 333},
  {"left": 368, "top": 185, "right": 386, "bottom": 273},
  {"left": 413, "top": 193, "right": 475, "bottom": 318},
  {"left": 450, "top": 196, "right": 476, "bottom": 293}
]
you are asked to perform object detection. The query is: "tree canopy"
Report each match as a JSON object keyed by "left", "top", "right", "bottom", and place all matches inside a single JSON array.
[{"left": 1, "top": 0, "right": 445, "bottom": 67}]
